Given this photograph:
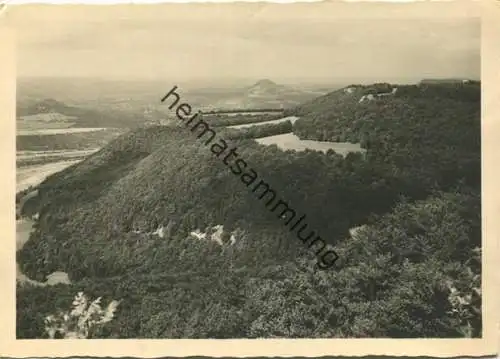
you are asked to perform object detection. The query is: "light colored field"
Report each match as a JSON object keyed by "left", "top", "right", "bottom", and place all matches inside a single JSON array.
[
  {"left": 226, "top": 115, "right": 299, "bottom": 129},
  {"left": 16, "top": 148, "right": 99, "bottom": 161},
  {"left": 17, "top": 112, "right": 77, "bottom": 130},
  {"left": 17, "top": 127, "right": 109, "bottom": 136},
  {"left": 16, "top": 160, "right": 81, "bottom": 193},
  {"left": 256, "top": 133, "right": 366, "bottom": 156}
]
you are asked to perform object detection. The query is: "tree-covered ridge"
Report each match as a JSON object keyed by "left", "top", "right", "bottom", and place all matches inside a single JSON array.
[
  {"left": 19, "top": 126, "right": 402, "bottom": 280},
  {"left": 223, "top": 121, "right": 293, "bottom": 140},
  {"left": 203, "top": 113, "right": 283, "bottom": 127},
  {"left": 17, "top": 190, "right": 480, "bottom": 338},
  {"left": 17, "top": 81, "right": 481, "bottom": 338},
  {"left": 290, "top": 81, "right": 480, "bottom": 191}
]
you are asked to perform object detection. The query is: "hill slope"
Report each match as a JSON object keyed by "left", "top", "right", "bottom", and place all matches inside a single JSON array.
[
  {"left": 17, "top": 82, "right": 481, "bottom": 339},
  {"left": 288, "top": 81, "right": 481, "bottom": 190}
]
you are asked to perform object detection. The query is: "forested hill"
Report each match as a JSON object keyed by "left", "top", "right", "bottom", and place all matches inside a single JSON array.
[
  {"left": 17, "top": 82, "right": 481, "bottom": 339},
  {"left": 288, "top": 81, "right": 481, "bottom": 191},
  {"left": 19, "top": 126, "right": 402, "bottom": 280}
]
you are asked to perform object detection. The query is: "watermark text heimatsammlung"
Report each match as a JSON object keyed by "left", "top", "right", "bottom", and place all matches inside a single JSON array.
[{"left": 161, "top": 86, "right": 339, "bottom": 269}]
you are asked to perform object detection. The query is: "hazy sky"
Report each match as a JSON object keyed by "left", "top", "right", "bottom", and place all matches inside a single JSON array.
[{"left": 7, "top": 2, "right": 480, "bottom": 83}]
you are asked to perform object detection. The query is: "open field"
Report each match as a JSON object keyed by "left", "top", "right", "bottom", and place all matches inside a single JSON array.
[
  {"left": 17, "top": 149, "right": 99, "bottom": 160},
  {"left": 256, "top": 132, "right": 366, "bottom": 155},
  {"left": 18, "top": 127, "right": 110, "bottom": 136},
  {"left": 17, "top": 148, "right": 100, "bottom": 167}
]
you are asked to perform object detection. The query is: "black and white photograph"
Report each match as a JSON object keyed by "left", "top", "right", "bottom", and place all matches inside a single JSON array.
[{"left": 2, "top": 0, "right": 494, "bottom": 350}]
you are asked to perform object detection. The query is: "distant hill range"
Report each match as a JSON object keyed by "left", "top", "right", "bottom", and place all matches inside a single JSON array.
[
  {"left": 245, "top": 79, "right": 299, "bottom": 97},
  {"left": 17, "top": 79, "right": 326, "bottom": 125},
  {"left": 205, "top": 79, "right": 324, "bottom": 111},
  {"left": 17, "top": 98, "right": 74, "bottom": 117},
  {"left": 16, "top": 98, "right": 161, "bottom": 129},
  {"left": 419, "top": 78, "right": 478, "bottom": 85}
]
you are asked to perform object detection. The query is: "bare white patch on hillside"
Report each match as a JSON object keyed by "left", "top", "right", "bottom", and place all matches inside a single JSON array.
[
  {"left": 359, "top": 87, "right": 398, "bottom": 103},
  {"left": 189, "top": 225, "right": 239, "bottom": 246},
  {"left": 349, "top": 225, "right": 368, "bottom": 240}
]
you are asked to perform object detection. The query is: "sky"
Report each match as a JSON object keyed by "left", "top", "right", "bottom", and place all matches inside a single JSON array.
[{"left": 6, "top": 2, "right": 481, "bottom": 84}]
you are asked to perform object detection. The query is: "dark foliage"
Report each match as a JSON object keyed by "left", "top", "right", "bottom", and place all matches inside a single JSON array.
[
  {"left": 17, "top": 82, "right": 481, "bottom": 338},
  {"left": 224, "top": 121, "right": 293, "bottom": 140}
]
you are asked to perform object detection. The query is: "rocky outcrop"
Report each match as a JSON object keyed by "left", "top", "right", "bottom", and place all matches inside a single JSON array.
[
  {"left": 378, "top": 88, "right": 398, "bottom": 97},
  {"left": 46, "top": 272, "right": 71, "bottom": 285},
  {"left": 189, "top": 229, "right": 207, "bottom": 240},
  {"left": 349, "top": 224, "right": 368, "bottom": 239},
  {"left": 17, "top": 270, "right": 71, "bottom": 287},
  {"left": 189, "top": 224, "right": 239, "bottom": 246},
  {"left": 152, "top": 225, "right": 165, "bottom": 238},
  {"left": 358, "top": 94, "right": 375, "bottom": 103},
  {"left": 359, "top": 88, "right": 398, "bottom": 103}
]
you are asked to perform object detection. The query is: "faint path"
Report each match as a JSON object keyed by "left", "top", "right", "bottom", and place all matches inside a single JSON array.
[{"left": 226, "top": 115, "right": 299, "bottom": 129}]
